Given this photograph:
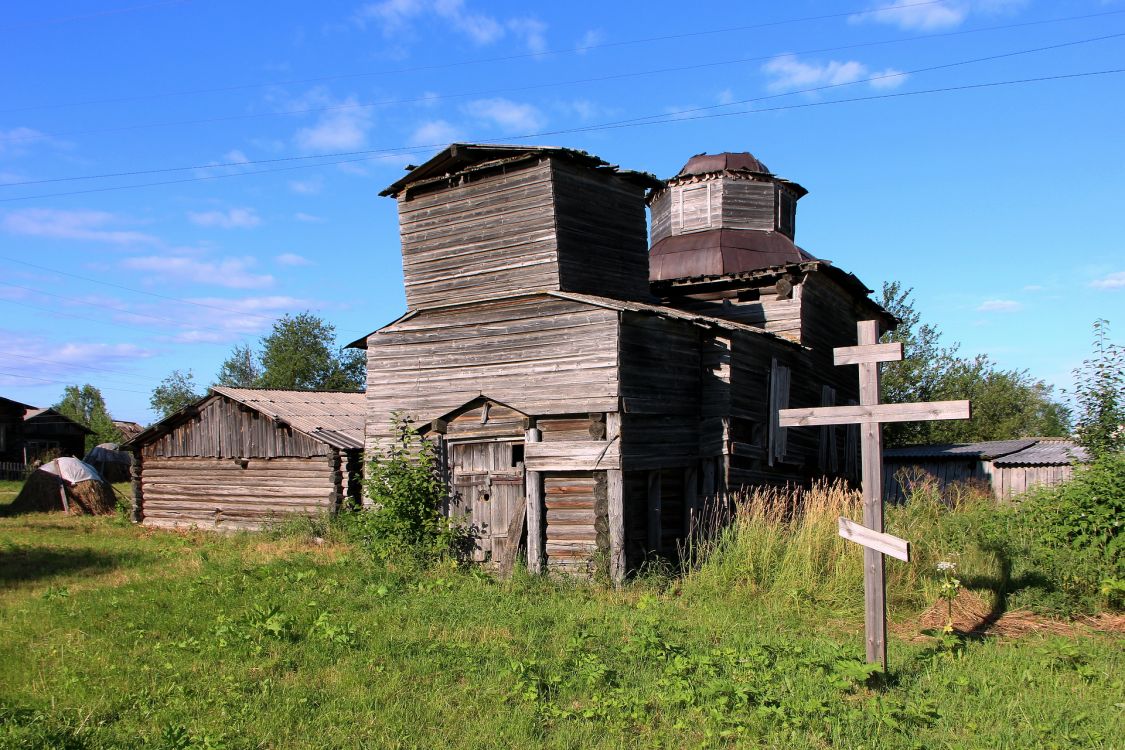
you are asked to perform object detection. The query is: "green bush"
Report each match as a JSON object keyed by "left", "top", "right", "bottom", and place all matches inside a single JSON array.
[{"left": 353, "top": 414, "right": 466, "bottom": 561}]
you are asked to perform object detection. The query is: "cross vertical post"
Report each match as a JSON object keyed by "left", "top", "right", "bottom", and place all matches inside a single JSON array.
[{"left": 856, "top": 320, "right": 886, "bottom": 667}]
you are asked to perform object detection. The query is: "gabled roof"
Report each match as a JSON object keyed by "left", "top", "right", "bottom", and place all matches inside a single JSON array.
[
  {"left": 992, "top": 439, "right": 1090, "bottom": 467},
  {"left": 380, "top": 142, "right": 662, "bottom": 198},
  {"left": 23, "top": 407, "right": 94, "bottom": 434},
  {"left": 1, "top": 396, "right": 34, "bottom": 411},
  {"left": 122, "top": 388, "right": 366, "bottom": 452},
  {"left": 883, "top": 438, "right": 1092, "bottom": 465},
  {"left": 346, "top": 290, "right": 802, "bottom": 349}
]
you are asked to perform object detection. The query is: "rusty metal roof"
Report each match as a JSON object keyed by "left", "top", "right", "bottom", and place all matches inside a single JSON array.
[
  {"left": 211, "top": 387, "right": 366, "bottom": 450},
  {"left": 380, "top": 143, "right": 662, "bottom": 197},
  {"left": 992, "top": 439, "right": 1090, "bottom": 466},
  {"left": 649, "top": 229, "right": 818, "bottom": 281},
  {"left": 678, "top": 152, "right": 771, "bottom": 177}
]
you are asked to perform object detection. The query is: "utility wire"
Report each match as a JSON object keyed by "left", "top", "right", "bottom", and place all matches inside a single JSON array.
[
  {"left": 0, "top": 0, "right": 947, "bottom": 114},
  {"left": 0, "top": 351, "right": 157, "bottom": 386},
  {"left": 0, "top": 370, "right": 150, "bottom": 395},
  {"left": 3, "top": 8, "right": 1120, "bottom": 145},
  {"left": 3, "top": 30, "right": 1122, "bottom": 196}
]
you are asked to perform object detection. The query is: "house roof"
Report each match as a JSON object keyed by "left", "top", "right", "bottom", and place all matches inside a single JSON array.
[
  {"left": 885, "top": 438, "right": 1090, "bottom": 466},
  {"left": 346, "top": 290, "right": 802, "bottom": 349},
  {"left": 992, "top": 439, "right": 1090, "bottom": 467},
  {"left": 122, "top": 388, "right": 366, "bottom": 452},
  {"left": 112, "top": 420, "right": 144, "bottom": 440},
  {"left": 23, "top": 407, "right": 94, "bottom": 434},
  {"left": 649, "top": 229, "right": 818, "bottom": 281},
  {"left": 380, "top": 142, "right": 663, "bottom": 198}
]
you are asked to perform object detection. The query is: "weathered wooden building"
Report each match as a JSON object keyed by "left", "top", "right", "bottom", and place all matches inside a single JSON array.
[
  {"left": 0, "top": 401, "right": 93, "bottom": 464},
  {"left": 884, "top": 438, "right": 1090, "bottom": 502},
  {"left": 352, "top": 144, "right": 890, "bottom": 578},
  {"left": 123, "top": 387, "right": 365, "bottom": 530}
]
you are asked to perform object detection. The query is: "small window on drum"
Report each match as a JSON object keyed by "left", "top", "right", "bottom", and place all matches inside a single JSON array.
[
  {"left": 778, "top": 189, "right": 796, "bottom": 238},
  {"left": 511, "top": 444, "right": 525, "bottom": 467}
]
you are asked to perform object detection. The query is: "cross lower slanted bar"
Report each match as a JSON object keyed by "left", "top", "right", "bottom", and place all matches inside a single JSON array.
[{"left": 778, "top": 320, "right": 970, "bottom": 669}]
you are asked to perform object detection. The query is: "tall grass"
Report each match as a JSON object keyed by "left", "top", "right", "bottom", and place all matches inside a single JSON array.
[{"left": 683, "top": 479, "right": 1003, "bottom": 618}]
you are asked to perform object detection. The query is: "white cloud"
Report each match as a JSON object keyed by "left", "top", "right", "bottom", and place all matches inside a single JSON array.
[
  {"left": 1090, "top": 271, "right": 1125, "bottom": 290},
  {"left": 0, "top": 127, "right": 67, "bottom": 157},
  {"left": 294, "top": 212, "right": 325, "bottom": 223},
  {"left": 464, "top": 97, "right": 544, "bottom": 132},
  {"left": 289, "top": 177, "right": 323, "bottom": 195},
  {"left": 508, "top": 17, "right": 547, "bottom": 54},
  {"left": 762, "top": 55, "right": 908, "bottom": 93},
  {"left": 276, "top": 252, "right": 313, "bottom": 266},
  {"left": 2, "top": 208, "right": 157, "bottom": 245},
  {"left": 167, "top": 295, "right": 311, "bottom": 343},
  {"left": 851, "top": 0, "right": 1026, "bottom": 31},
  {"left": 976, "top": 299, "right": 1022, "bottom": 312},
  {"left": 122, "top": 255, "right": 274, "bottom": 289},
  {"left": 1023, "top": 284, "right": 1044, "bottom": 292},
  {"left": 356, "top": 0, "right": 504, "bottom": 44},
  {"left": 293, "top": 91, "right": 375, "bottom": 153},
  {"left": 187, "top": 207, "right": 261, "bottom": 229},
  {"left": 409, "top": 119, "right": 464, "bottom": 146},
  {"left": 0, "top": 332, "right": 156, "bottom": 386},
  {"left": 716, "top": 89, "right": 736, "bottom": 105},
  {"left": 575, "top": 29, "right": 604, "bottom": 54}
]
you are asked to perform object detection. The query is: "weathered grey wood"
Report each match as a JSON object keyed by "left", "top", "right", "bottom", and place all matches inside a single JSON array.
[
  {"left": 647, "top": 470, "right": 661, "bottom": 553},
  {"left": 857, "top": 319, "right": 887, "bottom": 669},
  {"left": 524, "top": 439, "right": 621, "bottom": 471},
  {"left": 778, "top": 400, "right": 971, "bottom": 427},
  {"left": 833, "top": 342, "right": 903, "bottom": 366},
  {"left": 130, "top": 451, "right": 144, "bottom": 523},
  {"left": 498, "top": 499, "right": 527, "bottom": 576},
  {"left": 683, "top": 464, "right": 699, "bottom": 538},
  {"left": 839, "top": 517, "right": 910, "bottom": 562},
  {"left": 606, "top": 413, "right": 625, "bottom": 584},
  {"left": 525, "top": 427, "right": 543, "bottom": 574}
]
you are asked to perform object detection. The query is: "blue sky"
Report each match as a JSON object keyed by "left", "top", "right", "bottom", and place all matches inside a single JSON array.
[{"left": 1, "top": 0, "right": 1122, "bottom": 425}]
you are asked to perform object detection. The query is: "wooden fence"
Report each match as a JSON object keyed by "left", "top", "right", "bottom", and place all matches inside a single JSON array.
[{"left": 0, "top": 461, "right": 30, "bottom": 481}]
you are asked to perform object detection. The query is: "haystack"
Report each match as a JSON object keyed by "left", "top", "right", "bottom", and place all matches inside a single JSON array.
[
  {"left": 84, "top": 443, "right": 132, "bottom": 483},
  {"left": 9, "top": 457, "right": 117, "bottom": 515}
]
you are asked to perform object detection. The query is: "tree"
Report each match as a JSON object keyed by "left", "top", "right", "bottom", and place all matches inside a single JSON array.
[
  {"left": 150, "top": 369, "right": 203, "bottom": 419},
  {"left": 214, "top": 313, "right": 364, "bottom": 392},
  {"left": 216, "top": 343, "right": 262, "bottom": 387},
  {"left": 254, "top": 312, "right": 365, "bottom": 391},
  {"left": 878, "top": 282, "right": 1070, "bottom": 446},
  {"left": 54, "top": 384, "right": 123, "bottom": 452},
  {"left": 1070, "top": 319, "right": 1124, "bottom": 456}
]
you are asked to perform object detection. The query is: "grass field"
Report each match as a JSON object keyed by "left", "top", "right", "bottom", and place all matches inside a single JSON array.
[{"left": 0, "top": 486, "right": 1122, "bottom": 749}]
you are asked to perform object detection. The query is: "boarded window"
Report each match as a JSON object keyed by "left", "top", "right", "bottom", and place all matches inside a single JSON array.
[
  {"left": 768, "top": 358, "right": 791, "bottom": 466},
  {"left": 678, "top": 183, "right": 712, "bottom": 231},
  {"left": 778, "top": 189, "right": 796, "bottom": 237}
]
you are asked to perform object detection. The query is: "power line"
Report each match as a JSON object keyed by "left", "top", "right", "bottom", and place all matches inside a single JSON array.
[
  {"left": 2, "top": 31, "right": 1121, "bottom": 198},
  {"left": 0, "top": 370, "right": 150, "bottom": 395},
  {"left": 0, "top": 351, "right": 156, "bottom": 386},
  {"left": 3, "top": 8, "right": 1120, "bottom": 146},
  {"left": 0, "top": 0, "right": 948, "bottom": 115}
]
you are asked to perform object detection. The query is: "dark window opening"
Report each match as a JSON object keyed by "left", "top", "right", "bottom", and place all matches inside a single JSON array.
[{"left": 511, "top": 444, "right": 525, "bottom": 467}]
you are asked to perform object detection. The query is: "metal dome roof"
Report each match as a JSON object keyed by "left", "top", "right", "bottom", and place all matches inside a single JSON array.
[{"left": 676, "top": 152, "right": 771, "bottom": 177}]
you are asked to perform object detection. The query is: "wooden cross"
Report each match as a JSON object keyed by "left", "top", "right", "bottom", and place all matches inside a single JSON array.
[{"left": 778, "top": 320, "right": 970, "bottom": 669}]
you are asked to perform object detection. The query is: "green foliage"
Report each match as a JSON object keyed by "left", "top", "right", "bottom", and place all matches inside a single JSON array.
[
  {"left": 878, "top": 282, "right": 1070, "bottom": 446},
  {"left": 149, "top": 369, "right": 203, "bottom": 419},
  {"left": 215, "top": 342, "right": 262, "bottom": 388},
  {"left": 53, "top": 383, "right": 123, "bottom": 452},
  {"left": 355, "top": 414, "right": 465, "bottom": 560},
  {"left": 214, "top": 313, "right": 363, "bottom": 392},
  {"left": 1070, "top": 319, "right": 1124, "bottom": 457}
]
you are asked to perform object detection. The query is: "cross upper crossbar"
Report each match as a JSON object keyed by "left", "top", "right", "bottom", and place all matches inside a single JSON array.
[{"left": 778, "top": 400, "right": 970, "bottom": 427}]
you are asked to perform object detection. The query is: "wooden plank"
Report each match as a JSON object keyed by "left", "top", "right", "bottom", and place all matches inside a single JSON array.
[
  {"left": 857, "top": 320, "right": 887, "bottom": 670},
  {"left": 606, "top": 413, "right": 624, "bottom": 585},
  {"left": 833, "top": 342, "right": 903, "bottom": 366},
  {"left": 524, "top": 439, "right": 620, "bottom": 471},
  {"left": 647, "top": 470, "right": 661, "bottom": 553},
  {"left": 778, "top": 400, "right": 971, "bottom": 427},
  {"left": 838, "top": 517, "right": 910, "bottom": 562},
  {"left": 498, "top": 500, "right": 527, "bottom": 576},
  {"left": 525, "top": 427, "right": 543, "bottom": 574}
]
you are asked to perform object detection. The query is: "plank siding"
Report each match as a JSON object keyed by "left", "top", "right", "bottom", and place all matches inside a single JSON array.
[
  {"left": 365, "top": 296, "right": 620, "bottom": 450},
  {"left": 544, "top": 472, "right": 603, "bottom": 573},
  {"left": 720, "top": 178, "right": 776, "bottom": 231}
]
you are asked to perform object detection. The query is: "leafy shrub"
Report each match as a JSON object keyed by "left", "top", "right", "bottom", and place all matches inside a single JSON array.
[{"left": 353, "top": 414, "right": 466, "bottom": 561}]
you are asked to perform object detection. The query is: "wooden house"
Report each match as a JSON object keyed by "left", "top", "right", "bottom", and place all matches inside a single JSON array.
[
  {"left": 884, "top": 438, "right": 1089, "bottom": 502},
  {"left": 20, "top": 407, "right": 92, "bottom": 462},
  {"left": 352, "top": 144, "right": 891, "bottom": 578},
  {"left": 122, "top": 387, "right": 365, "bottom": 530}
]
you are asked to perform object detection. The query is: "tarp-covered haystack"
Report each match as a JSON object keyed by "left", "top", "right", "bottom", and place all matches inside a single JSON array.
[
  {"left": 9, "top": 457, "right": 117, "bottom": 515},
  {"left": 83, "top": 443, "right": 132, "bottom": 483}
]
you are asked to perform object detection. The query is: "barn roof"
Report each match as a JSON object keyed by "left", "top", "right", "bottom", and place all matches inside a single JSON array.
[
  {"left": 885, "top": 438, "right": 1090, "bottom": 465},
  {"left": 123, "top": 388, "right": 366, "bottom": 452},
  {"left": 649, "top": 229, "right": 818, "bottom": 281},
  {"left": 23, "top": 408, "right": 94, "bottom": 434},
  {"left": 380, "top": 142, "right": 663, "bottom": 198}
]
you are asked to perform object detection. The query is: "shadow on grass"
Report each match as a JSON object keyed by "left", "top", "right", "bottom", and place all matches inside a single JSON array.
[{"left": 0, "top": 545, "right": 149, "bottom": 587}]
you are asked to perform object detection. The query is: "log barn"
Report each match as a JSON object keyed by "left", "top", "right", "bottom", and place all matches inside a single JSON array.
[
  {"left": 352, "top": 144, "right": 891, "bottom": 578},
  {"left": 123, "top": 387, "right": 365, "bottom": 530}
]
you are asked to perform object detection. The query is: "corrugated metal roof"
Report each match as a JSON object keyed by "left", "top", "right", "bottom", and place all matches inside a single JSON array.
[
  {"left": 678, "top": 152, "right": 772, "bottom": 177},
  {"left": 993, "top": 439, "right": 1090, "bottom": 466},
  {"left": 211, "top": 387, "right": 366, "bottom": 450},
  {"left": 648, "top": 229, "right": 818, "bottom": 281},
  {"left": 884, "top": 439, "right": 1037, "bottom": 461}
]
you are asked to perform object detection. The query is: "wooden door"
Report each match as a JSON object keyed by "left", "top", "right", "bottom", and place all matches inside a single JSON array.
[{"left": 449, "top": 440, "right": 525, "bottom": 563}]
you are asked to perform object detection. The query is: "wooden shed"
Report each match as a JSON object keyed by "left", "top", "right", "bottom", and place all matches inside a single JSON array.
[
  {"left": 19, "top": 406, "right": 93, "bottom": 463},
  {"left": 352, "top": 144, "right": 892, "bottom": 578},
  {"left": 883, "top": 438, "right": 1090, "bottom": 502},
  {"left": 122, "top": 387, "right": 365, "bottom": 530}
]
